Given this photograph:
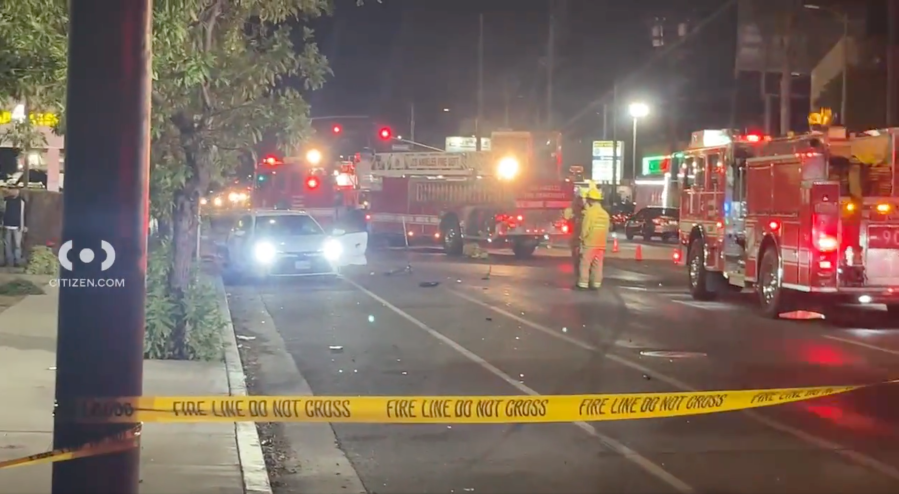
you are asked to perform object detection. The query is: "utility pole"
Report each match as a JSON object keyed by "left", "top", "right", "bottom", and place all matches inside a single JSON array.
[
  {"left": 888, "top": 0, "right": 898, "bottom": 126},
  {"left": 611, "top": 83, "right": 618, "bottom": 204},
  {"left": 52, "top": 1, "right": 151, "bottom": 493},
  {"left": 475, "top": 13, "right": 484, "bottom": 151},
  {"left": 410, "top": 102, "right": 416, "bottom": 142},
  {"left": 547, "top": 0, "right": 555, "bottom": 130},
  {"left": 602, "top": 104, "right": 608, "bottom": 140}
]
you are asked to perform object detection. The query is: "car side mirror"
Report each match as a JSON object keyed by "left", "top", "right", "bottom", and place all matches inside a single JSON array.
[{"left": 332, "top": 228, "right": 346, "bottom": 236}]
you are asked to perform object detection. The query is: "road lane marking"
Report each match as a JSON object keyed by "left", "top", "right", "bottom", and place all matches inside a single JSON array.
[
  {"left": 343, "top": 278, "right": 696, "bottom": 494},
  {"left": 824, "top": 335, "right": 899, "bottom": 357},
  {"left": 447, "top": 287, "right": 899, "bottom": 482}
]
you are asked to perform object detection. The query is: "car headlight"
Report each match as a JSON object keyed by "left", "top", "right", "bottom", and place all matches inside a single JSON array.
[
  {"left": 254, "top": 242, "right": 277, "bottom": 263},
  {"left": 497, "top": 156, "right": 519, "bottom": 180},
  {"left": 322, "top": 239, "right": 343, "bottom": 261}
]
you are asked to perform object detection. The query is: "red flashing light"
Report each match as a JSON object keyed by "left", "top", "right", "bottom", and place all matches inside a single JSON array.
[
  {"left": 378, "top": 127, "right": 392, "bottom": 140},
  {"left": 673, "top": 249, "right": 682, "bottom": 263},
  {"left": 332, "top": 124, "right": 342, "bottom": 134},
  {"left": 561, "top": 223, "right": 570, "bottom": 234},
  {"left": 815, "top": 234, "right": 838, "bottom": 253},
  {"left": 263, "top": 155, "right": 280, "bottom": 166},
  {"left": 745, "top": 134, "right": 761, "bottom": 143},
  {"left": 365, "top": 214, "right": 371, "bottom": 221},
  {"left": 516, "top": 214, "right": 524, "bottom": 222},
  {"left": 306, "top": 177, "right": 319, "bottom": 190},
  {"left": 768, "top": 220, "right": 780, "bottom": 231}
]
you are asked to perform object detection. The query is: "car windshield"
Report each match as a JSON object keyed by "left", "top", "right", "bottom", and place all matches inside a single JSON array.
[
  {"left": 649, "top": 208, "right": 679, "bottom": 219},
  {"left": 255, "top": 215, "right": 323, "bottom": 236}
]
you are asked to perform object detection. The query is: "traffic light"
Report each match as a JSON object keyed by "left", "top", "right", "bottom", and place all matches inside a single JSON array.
[
  {"left": 261, "top": 155, "right": 281, "bottom": 167},
  {"left": 378, "top": 127, "right": 392, "bottom": 140},
  {"left": 305, "top": 176, "right": 319, "bottom": 190},
  {"left": 332, "top": 124, "right": 342, "bottom": 134}
]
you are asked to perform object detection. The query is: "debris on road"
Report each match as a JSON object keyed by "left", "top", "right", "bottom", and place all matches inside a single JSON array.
[
  {"left": 236, "top": 334, "right": 256, "bottom": 341},
  {"left": 419, "top": 281, "right": 440, "bottom": 287},
  {"left": 329, "top": 345, "right": 344, "bottom": 353}
]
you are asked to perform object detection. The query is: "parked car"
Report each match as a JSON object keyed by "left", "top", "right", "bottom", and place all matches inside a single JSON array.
[
  {"left": 608, "top": 202, "right": 634, "bottom": 232},
  {"left": 623, "top": 207, "right": 679, "bottom": 242}
]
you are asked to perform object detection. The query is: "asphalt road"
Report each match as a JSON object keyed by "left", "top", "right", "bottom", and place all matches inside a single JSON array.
[{"left": 228, "top": 242, "right": 899, "bottom": 494}]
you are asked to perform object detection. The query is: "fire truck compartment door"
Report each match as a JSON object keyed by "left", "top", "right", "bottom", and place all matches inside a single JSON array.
[
  {"left": 335, "top": 232, "right": 368, "bottom": 267},
  {"left": 865, "top": 222, "right": 899, "bottom": 285}
]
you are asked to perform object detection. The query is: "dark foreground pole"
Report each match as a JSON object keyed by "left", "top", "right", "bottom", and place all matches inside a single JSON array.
[{"left": 51, "top": 1, "right": 152, "bottom": 493}]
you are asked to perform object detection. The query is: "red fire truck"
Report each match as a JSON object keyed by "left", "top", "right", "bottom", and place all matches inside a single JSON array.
[
  {"left": 361, "top": 131, "right": 572, "bottom": 258},
  {"left": 253, "top": 155, "right": 359, "bottom": 229},
  {"left": 676, "top": 126, "right": 899, "bottom": 317}
]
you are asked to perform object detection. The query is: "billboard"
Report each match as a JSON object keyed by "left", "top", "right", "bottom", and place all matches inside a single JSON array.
[
  {"left": 445, "top": 136, "right": 491, "bottom": 153},
  {"left": 734, "top": 0, "right": 838, "bottom": 75},
  {"left": 591, "top": 140, "right": 624, "bottom": 185}
]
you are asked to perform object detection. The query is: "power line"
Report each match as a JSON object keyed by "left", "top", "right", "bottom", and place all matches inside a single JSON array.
[{"left": 560, "top": 0, "right": 738, "bottom": 131}]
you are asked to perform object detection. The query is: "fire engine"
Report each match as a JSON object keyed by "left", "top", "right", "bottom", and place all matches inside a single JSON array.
[
  {"left": 359, "top": 130, "right": 573, "bottom": 258},
  {"left": 252, "top": 154, "right": 359, "bottom": 229},
  {"left": 676, "top": 125, "right": 899, "bottom": 318}
]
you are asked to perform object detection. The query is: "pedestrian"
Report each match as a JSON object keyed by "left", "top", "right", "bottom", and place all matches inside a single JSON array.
[
  {"left": 2, "top": 185, "right": 26, "bottom": 267},
  {"left": 577, "top": 186, "right": 610, "bottom": 291}
]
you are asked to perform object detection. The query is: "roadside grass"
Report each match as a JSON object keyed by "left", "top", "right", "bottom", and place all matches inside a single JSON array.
[{"left": 0, "top": 278, "right": 45, "bottom": 296}]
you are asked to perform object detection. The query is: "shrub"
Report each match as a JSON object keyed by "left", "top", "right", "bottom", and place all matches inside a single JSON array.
[
  {"left": 0, "top": 278, "right": 45, "bottom": 296},
  {"left": 24, "top": 246, "right": 60, "bottom": 276},
  {"left": 144, "top": 239, "right": 224, "bottom": 361}
]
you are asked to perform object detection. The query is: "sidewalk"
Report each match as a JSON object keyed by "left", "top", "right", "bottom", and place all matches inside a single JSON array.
[{"left": 0, "top": 279, "right": 270, "bottom": 494}]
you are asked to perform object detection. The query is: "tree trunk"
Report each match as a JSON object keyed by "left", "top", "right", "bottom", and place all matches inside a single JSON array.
[{"left": 168, "top": 190, "right": 199, "bottom": 358}]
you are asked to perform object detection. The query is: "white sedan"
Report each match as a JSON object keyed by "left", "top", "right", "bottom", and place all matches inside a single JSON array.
[{"left": 222, "top": 210, "right": 366, "bottom": 280}]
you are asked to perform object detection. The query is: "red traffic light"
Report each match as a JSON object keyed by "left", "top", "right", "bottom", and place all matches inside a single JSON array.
[
  {"left": 305, "top": 176, "right": 319, "bottom": 190},
  {"left": 378, "top": 127, "right": 392, "bottom": 140},
  {"left": 332, "top": 124, "right": 342, "bottom": 134}
]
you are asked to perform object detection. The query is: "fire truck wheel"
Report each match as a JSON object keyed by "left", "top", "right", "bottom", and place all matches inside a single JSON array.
[
  {"left": 757, "top": 247, "right": 791, "bottom": 318},
  {"left": 441, "top": 220, "right": 463, "bottom": 256},
  {"left": 687, "top": 238, "right": 717, "bottom": 301}
]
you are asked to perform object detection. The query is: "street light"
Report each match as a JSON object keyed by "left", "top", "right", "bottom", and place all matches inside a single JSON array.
[
  {"left": 628, "top": 102, "right": 650, "bottom": 180},
  {"left": 306, "top": 148, "right": 322, "bottom": 165},
  {"left": 805, "top": 4, "right": 849, "bottom": 125}
]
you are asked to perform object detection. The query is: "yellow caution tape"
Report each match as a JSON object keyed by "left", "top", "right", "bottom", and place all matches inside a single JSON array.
[
  {"left": 73, "top": 385, "right": 862, "bottom": 424},
  {"left": 0, "top": 424, "right": 141, "bottom": 470}
]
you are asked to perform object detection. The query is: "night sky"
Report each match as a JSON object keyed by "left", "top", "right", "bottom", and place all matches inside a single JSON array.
[{"left": 307, "top": 0, "right": 737, "bottom": 153}]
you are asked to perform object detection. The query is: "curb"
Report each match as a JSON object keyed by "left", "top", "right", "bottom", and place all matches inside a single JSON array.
[{"left": 213, "top": 275, "right": 274, "bottom": 494}]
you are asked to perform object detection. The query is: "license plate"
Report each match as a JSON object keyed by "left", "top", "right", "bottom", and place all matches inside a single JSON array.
[
  {"left": 868, "top": 225, "right": 899, "bottom": 249},
  {"left": 294, "top": 261, "right": 311, "bottom": 270}
]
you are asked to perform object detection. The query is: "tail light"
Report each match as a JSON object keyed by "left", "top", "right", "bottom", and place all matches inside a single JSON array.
[
  {"left": 365, "top": 214, "right": 371, "bottom": 221},
  {"left": 561, "top": 223, "right": 570, "bottom": 234},
  {"left": 815, "top": 234, "right": 838, "bottom": 253}
]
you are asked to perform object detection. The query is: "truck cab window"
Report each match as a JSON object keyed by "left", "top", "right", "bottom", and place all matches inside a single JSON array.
[
  {"left": 681, "top": 157, "right": 695, "bottom": 188},
  {"left": 708, "top": 154, "right": 721, "bottom": 190}
]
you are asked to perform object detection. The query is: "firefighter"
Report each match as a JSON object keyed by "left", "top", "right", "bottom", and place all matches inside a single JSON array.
[
  {"left": 563, "top": 187, "right": 587, "bottom": 274},
  {"left": 577, "top": 187, "right": 610, "bottom": 290}
]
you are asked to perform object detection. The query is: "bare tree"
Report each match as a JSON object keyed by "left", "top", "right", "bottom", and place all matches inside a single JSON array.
[{"left": 749, "top": 0, "right": 805, "bottom": 135}]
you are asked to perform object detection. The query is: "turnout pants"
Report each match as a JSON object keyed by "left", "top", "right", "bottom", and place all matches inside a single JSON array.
[{"left": 577, "top": 246, "right": 605, "bottom": 289}]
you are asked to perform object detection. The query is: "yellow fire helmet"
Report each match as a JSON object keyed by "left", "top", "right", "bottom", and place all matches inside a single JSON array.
[
  {"left": 581, "top": 180, "right": 602, "bottom": 201},
  {"left": 586, "top": 188, "right": 603, "bottom": 201}
]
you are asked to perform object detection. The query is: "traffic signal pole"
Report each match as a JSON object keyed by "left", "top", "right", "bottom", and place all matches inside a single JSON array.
[{"left": 51, "top": 1, "right": 152, "bottom": 493}]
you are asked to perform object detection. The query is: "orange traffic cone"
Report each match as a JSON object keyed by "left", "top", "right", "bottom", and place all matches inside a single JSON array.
[
  {"left": 612, "top": 236, "right": 619, "bottom": 253},
  {"left": 635, "top": 244, "right": 643, "bottom": 261}
]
